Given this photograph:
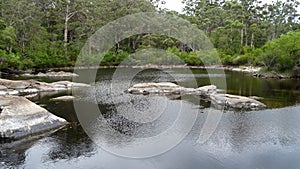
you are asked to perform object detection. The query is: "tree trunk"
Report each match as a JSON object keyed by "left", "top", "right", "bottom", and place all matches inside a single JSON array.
[
  {"left": 64, "top": 21, "right": 68, "bottom": 46},
  {"left": 88, "top": 38, "right": 92, "bottom": 55},
  {"left": 64, "top": 4, "right": 69, "bottom": 47},
  {"left": 132, "top": 35, "right": 140, "bottom": 53},
  {"left": 240, "top": 28, "right": 243, "bottom": 46},
  {"left": 245, "top": 25, "right": 248, "bottom": 46},
  {"left": 250, "top": 33, "right": 254, "bottom": 48}
]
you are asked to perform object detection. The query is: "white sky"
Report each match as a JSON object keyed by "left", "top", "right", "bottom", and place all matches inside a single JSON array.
[
  {"left": 163, "top": 0, "right": 184, "bottom": 13},
  {"left": 163, "top": 0, "right": 300, "bottom": 13}
]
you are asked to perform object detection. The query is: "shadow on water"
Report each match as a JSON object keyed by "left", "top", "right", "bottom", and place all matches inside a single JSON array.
[
  {"left": 46, "top": 123, "right": 96, "bottom": 161},
  {"left": 0, "top": 123, "right": 96, "bottom": 168}
]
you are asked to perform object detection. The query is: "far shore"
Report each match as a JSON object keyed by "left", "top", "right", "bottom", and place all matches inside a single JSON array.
[
  {"left": 1, "top": 65, "right": 299, "bottom": 79},
  {"left": 33, "top": 65, "right": 261, "bottom": 72}
]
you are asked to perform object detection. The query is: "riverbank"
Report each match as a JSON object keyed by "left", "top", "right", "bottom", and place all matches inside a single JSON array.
[
  {"left": 30, "top": 65, "right": 262, "bottom": 73},
  {"left": 1, "top": 65, "right": 298, "bottom": 80},
  {"left": 253, "top": 68, "right": 300, "bottom": 79}
]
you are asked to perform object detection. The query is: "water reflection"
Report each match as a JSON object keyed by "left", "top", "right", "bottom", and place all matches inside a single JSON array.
[
  {"left": 1, "top": 105, "right": 300, "bottom": 168},
  {"left": 229, "top": 113, "right": 253, "bottom": 153},
  {"left": 45, "top": 124, "right": 95, "bottom": 161},
  {"left": 1, "top": 68, "right": 300, "bottom": 168}
]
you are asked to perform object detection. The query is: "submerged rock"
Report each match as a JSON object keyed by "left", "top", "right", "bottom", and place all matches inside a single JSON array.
[
  {"left": 0, "top": 95, "right": 68, "bottom": 139},
  {"left": 50, "top": 96, "right": 76, "bottom": 102},
  {"left": 127, "top": 82, "right": 266, "bottom": 110}
]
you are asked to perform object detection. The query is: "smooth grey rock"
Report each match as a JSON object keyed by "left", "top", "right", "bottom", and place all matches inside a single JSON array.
[
  {"left": 0, "top": 78, "right": 31, "bottom": 90},
  {"left": 7, "top": 90, "right": 19, "bottom": 95},
  {"left": 51, "top": 81, "right": 90, "bottom": 88},
  {"left": 24, "top": 93, "right": 39, "bottom": 99},
  {"left": 128, "top": 82, "right": 183, "bottom": 94},
  {"left": 127, "top": 82, "right": 217, "bottom": 97},
  {"left": 0, "top": 78, "right": 90, "bottom": 95},
  {"left": 195, "top": 85, "right": 217, "bottom": 96},
  {"left": 0, "top": 95, "right": 68, "bottom": 139},
  {"left": 210, "top": 94, "right": 266, "bottom": 110},
  {"left": 19, "top": 88, "right": 39, "bottom": 94},
  {"left": 127, "top": 82, "right": 266, "bottom": 110},
  {"left": 50, "top": 96, "right": 76, "bottom": 101},
  {"left": 0, "top": 85, "right": 7, "bottom": 90},
  {"left": 0, "top": 91, "right": 7, "bottom": 95},
  {"left": 22, "top": 71, "right": 79, "bottom": 78}
]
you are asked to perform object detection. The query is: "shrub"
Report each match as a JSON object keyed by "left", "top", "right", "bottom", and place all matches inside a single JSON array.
[{"left": 258, "top": 31, "right": 300, "bottom": 72}]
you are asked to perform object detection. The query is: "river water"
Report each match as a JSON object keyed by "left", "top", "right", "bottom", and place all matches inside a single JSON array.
[{"left": 1, "top": 68, "right": 299, "bottom": 169}]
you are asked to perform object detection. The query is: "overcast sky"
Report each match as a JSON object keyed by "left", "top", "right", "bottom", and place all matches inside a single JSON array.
[
  {"left": 163, "top": 0, "right": 184, "bottom": 13},
  {"left": 163, "top": 0, "right": 300, "bottom": 13}
]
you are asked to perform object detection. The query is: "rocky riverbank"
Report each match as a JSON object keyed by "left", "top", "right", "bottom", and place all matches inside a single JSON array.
[
  {"left": 127, "top": 82, "right": 266, "bottom": 110},
  {"left": 0, "top": 78, "right": 90, "bottom": 140},
  {"left": 21, "top": 71, "right": 79, "bottom": 79},
  {"left": 0, "top": 78, "right": 90, "bottom": 97},
  {"left": 3, "top": 66, "right": 299, "bottom": 80}
]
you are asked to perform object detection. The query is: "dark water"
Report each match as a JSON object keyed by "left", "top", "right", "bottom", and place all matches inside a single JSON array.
[{"left": 1, "top": 68, "right": 300, "bottom": 169}]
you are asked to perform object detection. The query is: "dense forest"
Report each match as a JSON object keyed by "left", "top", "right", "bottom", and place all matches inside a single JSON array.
[{"left": 0, "top": 0, "right": 299, "bottom": 75}]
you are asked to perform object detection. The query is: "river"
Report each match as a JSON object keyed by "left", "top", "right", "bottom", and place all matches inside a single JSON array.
[{"left": 1, "top": 68, "right": 299, "bottom": 169}]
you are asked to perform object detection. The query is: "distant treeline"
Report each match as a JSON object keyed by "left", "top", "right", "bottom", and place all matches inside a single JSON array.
[{"left": 0, "top": 0, "right": 299, "bottom": 74}]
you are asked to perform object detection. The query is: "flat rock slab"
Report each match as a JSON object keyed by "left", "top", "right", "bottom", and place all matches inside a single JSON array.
[
  {"left": 0, "top": 78, "right": 90, "bottom": 96},
  {"left": 127, "top": 82, "right": 217, "bottom": 96},
  {"left": 127, "top": 82, "right": 266, "bottom": 110},
  {"left": 22, "top": 71, "right": 79, "bottom": 79},
  {"left": 210, "top": 94, "right": 266, "bottom": 110},
  {"left": 0, "top": 95, "right": 68, "bottom": 139}
]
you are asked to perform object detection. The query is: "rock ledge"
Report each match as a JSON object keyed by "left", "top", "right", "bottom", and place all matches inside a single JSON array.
[
  {"left": 127, "top": 82, "right": 266, "bottom": 110},
  {"left": 0, "top": 95, "right": 68, "bottom": 139},
  {"left": 0, "top": 78, "right": 90, "bottom": 96}
]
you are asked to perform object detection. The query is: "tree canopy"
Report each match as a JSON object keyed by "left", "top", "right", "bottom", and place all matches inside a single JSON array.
[{"left": 0, "top": 0, "right": 299, "bottom": 73}]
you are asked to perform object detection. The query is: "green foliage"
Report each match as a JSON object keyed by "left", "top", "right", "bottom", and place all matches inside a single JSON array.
[
  {"left": 0, "top": 26, "right": 16, "bottom": 53},
  {"left": 219, "top": 52, "right": 235, "bottom": 65},
  {"left": 257, "top": 31, "right": 300, "bottom": 72},
  {"left": 166, "top": 47, "right": 220, "bottom": 66},
  {"left": 101, "top": 50, "right": 129, "bottom": 66},
  {"left": 0, "top": 0, "right": 299, "bottom": 71},
  {"left": 0, "top": 0, "right": 156, "bottom": 70},
  {"left": 167, "top": 47, "right": 201, "bottom": 65}
]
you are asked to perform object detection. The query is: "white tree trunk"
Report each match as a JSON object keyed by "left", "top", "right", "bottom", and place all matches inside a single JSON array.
[
  {"left": 240, "top": 28, "right": 243, "bottom": 46},
  {"left": 251, "top": 33, "right": 254, "bottom": 48},
  {"left": 64, "top": 3, "right": 69, "bottom": 47}
]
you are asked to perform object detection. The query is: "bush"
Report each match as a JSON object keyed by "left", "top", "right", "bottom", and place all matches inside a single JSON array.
[
  {"left": 219, "top": 52, "right": 235, "bottom": 65},
  {"left": 258, "top": 31, "right": 300, "bottom": 72},
  {"left": 232, "top": 55, "right": 251, "bottom": 65}
]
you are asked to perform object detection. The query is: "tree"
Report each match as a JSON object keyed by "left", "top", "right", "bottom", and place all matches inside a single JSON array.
[
  {"left": 0, "top": 25, "right": 16, "bottom": 53},
  {"left": 259, "top": 31, "right": 300, "bottom": 71}
]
